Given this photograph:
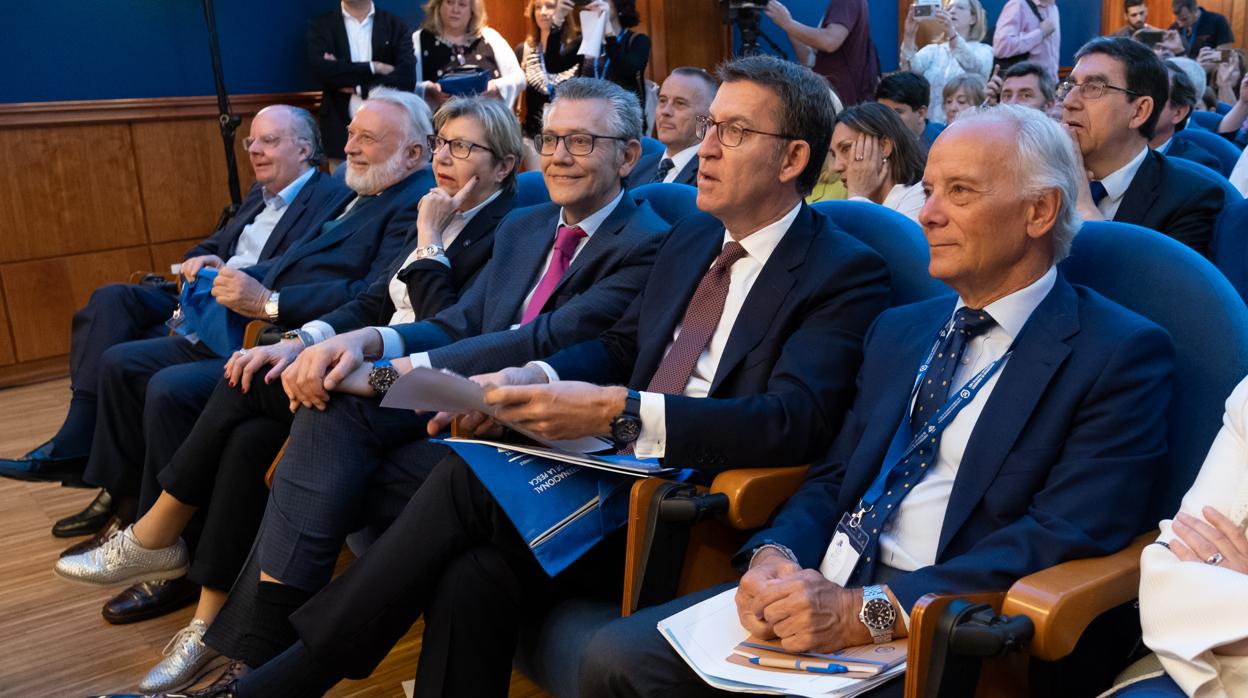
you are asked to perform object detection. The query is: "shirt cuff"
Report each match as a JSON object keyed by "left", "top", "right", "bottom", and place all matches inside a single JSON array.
[
  {"left": 634, "top": 391, "right": 667, "bottom": 459},
  {"left": 428, "top": 254, "right": 451, "bottom": 268},
  {"left": 408, "top": 352, "right": 432, "bottom": 369},
  {"left": 529, "top": 361, "right": 560, "bottom": 383},
  {"left": 301, "top": 320, "right": 336, "bottom": 345},
  {"left": 375, "top": 326, "right": 405, "bottom": 359}
]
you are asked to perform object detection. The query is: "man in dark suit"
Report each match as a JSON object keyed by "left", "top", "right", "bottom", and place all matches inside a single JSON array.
[
  {"left": 578, "top": 105, "right": 1176, "bottom": 698},
  {"left": 630, "top": 67, "right": 717, "bottom": 187},
  {"left": 62, "top": 89, "right": 433, "bottom": 588},
  {"left": 1170, "top": 0, "right": 1234, "bottom": 58},
  {"left": 0, "top": 105, "right": 347, "bottom": 498},
  {"left": 1152, "top": 61, "right": 1223, "bottom": 172},
  {"left": 181, "top": 55, "right": 892, "bottom": 698},
  {"left": 307, "top": 0, "right": 415, "bottom": 164},
  {"left": 1062, "top": 37, "right": 1223, "bottom": 256}
]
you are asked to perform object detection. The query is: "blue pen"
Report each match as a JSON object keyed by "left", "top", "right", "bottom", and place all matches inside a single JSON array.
[{"left": 746, "top": 656, "right": 848, "bottom": 674}]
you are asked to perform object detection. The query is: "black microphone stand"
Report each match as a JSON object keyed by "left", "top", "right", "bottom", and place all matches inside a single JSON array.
[{"left": 202, "top": 0, "right": 243, "bottom": 230}]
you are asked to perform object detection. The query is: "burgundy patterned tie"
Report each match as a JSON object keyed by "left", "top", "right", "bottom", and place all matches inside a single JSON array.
[
  {"left": 645, "top": 241, "right": 748, "bottom": 395},
  {"left": 521, "top": 224, "right": 587, "bottom": 325}
]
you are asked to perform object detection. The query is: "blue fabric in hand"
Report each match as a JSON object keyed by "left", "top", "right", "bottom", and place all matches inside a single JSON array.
[{"left": 177, "top": 267, "right": 247, "bottom": 357}]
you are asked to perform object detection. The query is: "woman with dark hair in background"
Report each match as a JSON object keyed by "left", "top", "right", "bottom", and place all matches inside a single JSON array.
[
  {"left": 412, "top": 0, "right": 524, "bottom": 110},
  {"left": 827, "top": 102, "right": 927, "bottom": 221},
  {"left": 516, "top": 0, "right": 582, "bottom": 138},
  {"left": 545, "top": 0, "right": 650, "bottom": 112}
]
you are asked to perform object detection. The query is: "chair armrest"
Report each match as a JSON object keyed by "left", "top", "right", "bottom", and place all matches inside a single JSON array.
[
  {"left": 243, "top": 320, "right": 273, "bottom": 349},
  {"left": 905, "top": 591, "right": 1008, "bottom": 698},
  {"left": 708, "top": 466, "right": 808, "bottom": 530},
  {"left": 1000, "top": 531, "right": 1153, "bottom": 662},
  {"left": 263, "top": 437, "right": 289, "bottom": 489},
  {"left": 622, "top": 477, "right": 695, "bottom": 616},
  {"left": 129, "top": 270, "right": 179, "bottom": 285}
]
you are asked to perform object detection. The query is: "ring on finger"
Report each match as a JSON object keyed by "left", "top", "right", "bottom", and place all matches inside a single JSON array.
[
  {"left": 237, "top": 349, "right": 248, "bottom": 356},
  {"left": 1206, "top": 552, "right": 1225, "bottom": 565}
]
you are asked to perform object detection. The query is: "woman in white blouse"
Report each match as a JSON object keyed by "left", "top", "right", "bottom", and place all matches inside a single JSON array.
[
  {"left": 827, "top": 102, "right": 927, "bottom": 222},
  {"left": 1114, "top": 376, "right": 1248, "bottom": 696},
  {"left": 900, "top": 0, "right": 993, "bottom": 124},
  {"left": 412, "top": 0, "right": 525, "bottom": 110}
]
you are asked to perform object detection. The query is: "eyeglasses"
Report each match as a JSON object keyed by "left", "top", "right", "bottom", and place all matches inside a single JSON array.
[
  {"left": 694, "top": 114, "right": 794, "bottom": 148},
  {"left": 534, "top": 133, "right": 627, "bottom": 156},
  {"left": 1056, "top": 78, "right": 1143, "bottom": 101},
  {"left": 243, "top": 134, "right": 283, "bottom": 150},
  {"left": 427, "top": 135, "right": 495, "bottom": 159}
]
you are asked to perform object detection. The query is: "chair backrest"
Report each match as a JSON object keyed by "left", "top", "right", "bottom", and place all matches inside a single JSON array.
[
  {"left": 1190, "top": 110, "right": 1224, "bottom": 132},
  {"left": 1059, "top": 221, "right": 1248, "bottom": 520},
  {"left": 1216, "top": 101, "right": 1233, "bottom": 115},
  {"left": 515, "top": 170, "right": 551, "bottom": 207},
  {"left": 1166, "top": 154, "right": 1244, "bottom": 207},
  {"left": 812, "top": 200, "right": 951, "bottom": 307},
  {"left": 1213, "top": 198, "right": 1248, "bottom": 305},
  {"left": 629, "top": 183, "right": 698, "bottom": 225},
  {"left": 640, "top": 136, "right": 664, "bottom": 158},
  {"left": 1173, "top": 128, "right": 1243, "bottom": 178}
]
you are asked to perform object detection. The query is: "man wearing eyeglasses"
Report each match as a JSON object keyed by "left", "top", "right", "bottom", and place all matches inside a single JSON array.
[
  {"left": 180, "top": 55, "right": 892, "bottom": 698},
  {"left": 1061, "top": 36, "right": 1224, "bottom": 257}
]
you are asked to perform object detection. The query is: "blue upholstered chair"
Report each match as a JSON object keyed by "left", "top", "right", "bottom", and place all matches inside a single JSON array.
[
  {"left": 1167, "top": 155, "right": 1243, "bottom": 207},
  {"left": 1213, "top": 198, "right": 1248, "bottom": 305},
  {"left": 515, "top": 197, "right": 949, "bottom": 698},
  {"left": 640, "top": 136, "right": 664, "bottom": 159},
  {"left": 514, "top": 170, "right": 551, "bottom": 207},
  {"left": 1190, "top": 110, "right": 1225, "bottom": 132},
  {"left": 1173, "top": 127, "right": 1243, "bottom": 178},
  {"left": 629, "top": 183, "right": 698, "bottom": 225},
  {"left": 1216, "top": 101, "right": 1233, "bottom": 115}
]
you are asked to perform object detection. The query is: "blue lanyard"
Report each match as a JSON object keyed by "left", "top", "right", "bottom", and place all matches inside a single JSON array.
[
  {"left": 850, "top": 320, "right": 1013, "bottom": 526},
  {"left": 536, "top": 46, "right": 553, "bottom": 95},
  {"left": 593, "top": 30, "right": 625, "bottom": 80}
]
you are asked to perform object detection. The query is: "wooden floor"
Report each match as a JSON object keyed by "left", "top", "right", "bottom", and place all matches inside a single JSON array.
[{"left": 0, "top": 378, "right": 550, "bottom": 698}]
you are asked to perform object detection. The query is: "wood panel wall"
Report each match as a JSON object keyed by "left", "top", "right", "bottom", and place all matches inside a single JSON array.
[
  {"left": 1101, "top": 0, "right": 1248, "bottom": 48},
  {"left": 0, "top": 93, "right": 317, "bottom": 388}
]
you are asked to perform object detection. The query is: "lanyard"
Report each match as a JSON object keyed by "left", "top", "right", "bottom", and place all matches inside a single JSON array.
[
  {"left": 536, "top": 46, "right": 553, "bottom": 95},
  {"left": 849, "top": 320, "right": 1013, "bottom": 527}
]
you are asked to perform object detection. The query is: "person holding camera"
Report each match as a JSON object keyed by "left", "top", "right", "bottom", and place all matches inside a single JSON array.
[
  {"left": 900, "top": 0, "right": 993, "bottom": 124},
  {"left": 764, "top": 0, "right": 880, "bottom": 106}
]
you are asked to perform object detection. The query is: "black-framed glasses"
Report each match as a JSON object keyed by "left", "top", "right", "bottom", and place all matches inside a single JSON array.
[
  {"left": 427, "top": 135, "right": 496, "bottom": 159},
  {"left": 1056, "top": 78, "right": 1143, "bottom": 101},
  {"left": 243, "top": 134, "right": 283, "bottom": 150},
  {"left": 694, "top": 114, "right": 794, "bottom": 148},
  {"left": 534, "top": 132, "right": 627, "bottom": 156}
]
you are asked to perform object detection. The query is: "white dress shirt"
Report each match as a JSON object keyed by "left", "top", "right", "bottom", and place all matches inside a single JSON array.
[
  {"left": 1230, "top": 146, "right": 1248, "bottom": 198},
  {"left": 849, "top": 182, "right": 926, "bottom": 223},
  {"left": 342, "top": 2, "right": 376, "bottom": 118},
  {"left": 1095, "top": 146, "right": 1150, "bottom": 220},
  {"left": 224, "top": 167, "right": 315, "bottom": 269},
  {"left": 659, "top": 144, "right": 700, "bottom": 183},
  {"left": 875, "top": 266, "right": 1057, "bottom": 573}
]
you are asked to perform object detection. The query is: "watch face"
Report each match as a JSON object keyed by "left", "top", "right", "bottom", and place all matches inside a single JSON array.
[
  {"left": 611, "top": 416, "right": 642, "bottom": 444},
  {"left": 862, "top": 599, "right": 897, "bottom": 630}
]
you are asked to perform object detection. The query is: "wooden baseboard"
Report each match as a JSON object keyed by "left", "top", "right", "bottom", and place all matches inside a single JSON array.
[{"left": 0, "top": 356, "right": 68, "bottom": 390}]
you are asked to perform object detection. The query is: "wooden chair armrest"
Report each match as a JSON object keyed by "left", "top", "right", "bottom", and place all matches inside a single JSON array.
[
  {"left": 129, "top": 271, "right": 179, "bottom": 285},
  {"left": 1000, "top": 531, "right": 1153, "bottom": 662},
  {"left": 905, "top": 591, "right": 1008, "bottom": 698},
  {"left": 263, "top": 438, "right": 289, "bottom": 489},
  {"left": 708, "top": 466, "right": 808, "bottom": 530},
  {"left": 243, "top": 320, "right": 274, "bottom": 349}
]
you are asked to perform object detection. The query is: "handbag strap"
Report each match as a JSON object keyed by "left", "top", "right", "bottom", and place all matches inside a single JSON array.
[{"left": 1023, "top": 0, "right": 1043, "bottom": 22}]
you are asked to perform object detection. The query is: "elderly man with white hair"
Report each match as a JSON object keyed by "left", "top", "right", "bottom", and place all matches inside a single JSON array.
[{"left": 578, "top": 104, "right": 1177, "bottom": 698}]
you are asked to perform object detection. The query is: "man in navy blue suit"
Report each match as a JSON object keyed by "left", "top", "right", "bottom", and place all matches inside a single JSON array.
[
  {"left": 1151, "top": 62, "right": 1222, "bottom": 173},
  {"left": 160, "top": 54, "right": 894, "bottom": 698},
  {"left": 577, "top": 105, "right": 1177, "bottom": 697},
  {"left": 630, "top": 67, "right": 718, "bottom": 186}
]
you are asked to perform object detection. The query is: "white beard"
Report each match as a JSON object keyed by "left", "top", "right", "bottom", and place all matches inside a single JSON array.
[{"left": 345, "top": 145, "right": 413, "bottom": 195}]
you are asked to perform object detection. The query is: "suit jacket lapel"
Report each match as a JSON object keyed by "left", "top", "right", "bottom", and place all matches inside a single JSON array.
[
  {"left": 1113, "top": 151, "right": 1161, "bottom": 226},
  {"left": 675, "top": 157, "right": 699, "bottom": 186},
  {"left": 547, "top": 194, "right": 639, "bottom": 299},
  {"left": 332, "top": 13, "right": 351, "bottom": 59},
  {"left": 259, "top": 171, "right": 319, "bottom": 261},
  {"left": 446, "top": 191, "right": 514, "bottom": 259},
  {"left": 490, "top": 207, "right": 565, "bottom": 328},
  {"left": 935, "top": 277, "right": 1079, "bottom": 556},
  {"left": 221, "top": 192, "right": 267, "bottom": 259}
]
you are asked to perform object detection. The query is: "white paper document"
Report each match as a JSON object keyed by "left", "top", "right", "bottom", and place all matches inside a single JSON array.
[
  {"left": 657, "top": 588, "right": 906, "bottom": 697},
  {"left": 577, "top": 9, "right": 607, "bottom": 57}
]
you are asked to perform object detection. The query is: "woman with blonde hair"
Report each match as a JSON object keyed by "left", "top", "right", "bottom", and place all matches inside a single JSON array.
[
  {"left": 900, "top": 0, "right": 993, "bottom": 123},
  {"left": 413, "top": 0, "right": 524, "bottom": 109},
  {"left": 942, "top": 73, "right": 987, "bottom": 124}
]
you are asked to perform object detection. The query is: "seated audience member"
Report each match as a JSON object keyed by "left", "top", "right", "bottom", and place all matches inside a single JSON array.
[
  {"left": 1113, "top": 376, "right": 1248, "bottom": 698},
  {"left": 630, "top": 67, "right": 717, "bottom": 186},
  {"left": 307, "top": 0, "right": 415, "bottom": 166},
  {"left": 829, "top": 103, "right": 927, "bottom": 221},
  {"left": 134, "top": 54, "right": 892, "bottom": 698},
  {"left": 993, "top": 0, "right": 1060, "bottom": 80},
  {"left": 1153, "top": 62, "right": 1224, "bottom": 171},
  {"left": 1114, "top": 0, "right": 1157, "bottom": 38},
  {"left": 1168, "top": 56, "right": 1209, "bottom": 104},
  {"left": 1170, "top": 0, "right": 1234, "bottom": 59},
  {"left": 545, "top": 0, "right": 650, "bottom": 115},
  {"left": 875, "top": 71, "right": 944, "bottom": 152},
  {"left": 57, "top": 96, "right": 521, "bottom": 693},
  {"left": 998, "top": 61, "right": 1058, "bottom": 113},
  {"left": 0, "top": 106, "right": 348, "bottom": 496},
  {"left": 580, "top": 104, "right": 1176, "bottom": 698},
  {"left": 764, "top": 0, "right": 881, "bottom": 106},
  {"left": 942, "top": 73, "right": 986, "bottom": 124},
  {"left": 899, "top": 0, "right": 992, "bottom": 124},
  {"left": 56, "top": 88, "right": 433, "bottom": 619},
  {"left": 1062, "top": 37, "right": 1224, "bottom": 256},
  {"left": 516, "top": 0, "right": 581, "bottom": 138},
  {"left": 413, "top": 0, "right": 524, "bottom": 110}
]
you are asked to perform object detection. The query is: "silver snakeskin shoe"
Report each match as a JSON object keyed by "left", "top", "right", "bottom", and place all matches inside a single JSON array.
[
  {"left": 138, "top": 619, "right": 228, "bottom": 693},
  {"left": 54, "top": 524, "right": 188, "bottom": 586}
]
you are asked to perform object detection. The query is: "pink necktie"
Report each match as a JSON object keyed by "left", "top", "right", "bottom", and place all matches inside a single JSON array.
[{"left": 521, "top": 224, "right": 588, "bottom": 324}]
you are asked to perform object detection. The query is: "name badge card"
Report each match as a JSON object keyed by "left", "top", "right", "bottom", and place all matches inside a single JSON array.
[{"left": 818, "top": 512, "right": 870, "bottom": 586}]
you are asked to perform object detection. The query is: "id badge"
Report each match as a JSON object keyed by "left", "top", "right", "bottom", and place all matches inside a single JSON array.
[{"left": 818, "top": 512, "right": 870, "bottom": 586}]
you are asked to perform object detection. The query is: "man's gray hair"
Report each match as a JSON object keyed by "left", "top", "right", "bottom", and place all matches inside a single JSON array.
[
  {"left": 286, "top": 106, "right": 325, "bottom": 165},
  {"left": 953, "top": 105, "right": 1082, "bottom": 262},
  {"left": 542, "top": 77, "right": 643, "bottom": 142},
  {"left": 364, "top": 87, "right": 435, "bottom": 147},
  {"left": 1167, "top": 56, "right": 1207, "bottom": 104}
]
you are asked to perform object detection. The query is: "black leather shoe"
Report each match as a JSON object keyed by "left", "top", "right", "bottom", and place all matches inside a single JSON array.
[
  {"left": 59, "top": 514, "right": 124, "bottom": 557},
  {"left": 52, "top": 489, "right": 116, "bottom": 538},
  {"left": 0, "top": 440, "right": 88, "bottom": 483},
  {"left": 102, "top": 577, "right": 200, "bottom": 625}
]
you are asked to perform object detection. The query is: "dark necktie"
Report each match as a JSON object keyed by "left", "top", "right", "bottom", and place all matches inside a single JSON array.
[
  {"left": 1089, "top": 181, "right": 1108, "bottom": 206},
  {"left": 652, "top": 158, "right": 676, "bottom": 184},
  {"left": 645, "top": 241, "right": 748, "bottom": 395},
  {"left": 521, "top": 224, "right": 587, "bottom": 325}
]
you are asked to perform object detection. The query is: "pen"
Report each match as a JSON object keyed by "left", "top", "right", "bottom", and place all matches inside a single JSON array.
[{"left": 746, "top": 656, "right": 848, "bottom": 674}]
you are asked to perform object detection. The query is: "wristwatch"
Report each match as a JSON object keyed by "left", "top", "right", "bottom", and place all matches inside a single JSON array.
[
  {"left": 859, "top": 585, "right": 897, "bottom": 644},
  {"left": 412, "top": 244, "right": 445, "bottom": 261},
  {"left": 609, "top": 389, "right": 642, "bottom": 449},
  {"left": 368, "top": 359, "right": 400, "bottom": 396},
  {"left": 264, "top": 291, "right": 280, "bottom": 322},
  {"left": 281, "top": 329, "right": 313, "bottom": 347}
]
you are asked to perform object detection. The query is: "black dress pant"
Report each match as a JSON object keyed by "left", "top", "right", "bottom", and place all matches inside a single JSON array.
[{"left": 70, "top": 282, "right": 177, "bottom": 396}]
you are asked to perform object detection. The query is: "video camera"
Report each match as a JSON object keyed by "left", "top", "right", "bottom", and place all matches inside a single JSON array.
[{"left": 718, "top": 0, "right": 779, "bottom": 56}]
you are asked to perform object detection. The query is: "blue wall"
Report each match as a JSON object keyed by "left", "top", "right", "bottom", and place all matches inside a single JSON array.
[{"left": 0, "top": 0, "right": 422, "bottom": 104}]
